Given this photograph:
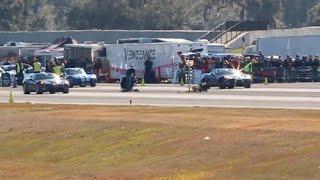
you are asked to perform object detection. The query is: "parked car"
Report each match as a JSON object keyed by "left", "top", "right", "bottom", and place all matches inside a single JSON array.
[
  {"left": 200, "top": 68, "right": 252, "bottom": 90},
  {"left": 64, "top": 68, "right": 97, "bottom": 87},
  {"left": 22, "top": 72, "right": 69, "bottom": 94},
  {"left": 0, "top": 67, "right": 4, "bottom": 86},
  {"left": 0, "top": 64, "right": 16, "bottom": 83},
  {"left": 1, "top": 64, "right": 33, "bottom": 84}
]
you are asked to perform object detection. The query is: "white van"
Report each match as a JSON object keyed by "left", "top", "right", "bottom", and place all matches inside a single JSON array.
[{"left": 207, "top": 43, "right": 227, "bottom": 56}]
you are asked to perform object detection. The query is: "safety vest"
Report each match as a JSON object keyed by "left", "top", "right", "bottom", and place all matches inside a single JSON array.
[
  {"left": 33, "top": 62, "right": 41, "bottom": 72},
  {"left": 53, "top": 66, "right": 62, "bottom": 76},
  {"left": 16, "top": 63, "right": 22, "bottom": 73},
  {"left": 243, "top": 62, "right": 253, "bottom": 74}
]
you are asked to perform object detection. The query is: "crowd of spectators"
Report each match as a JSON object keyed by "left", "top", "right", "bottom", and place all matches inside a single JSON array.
[{"left": 177, "top": 51, "right": 320, "bottom": 83}]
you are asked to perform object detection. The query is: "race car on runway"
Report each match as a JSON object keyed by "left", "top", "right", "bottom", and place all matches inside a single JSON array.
[
  {"left": 199, "top": 68, "right": 252, "bottom": 90},
  {"left": 64, "top": 68, "right": 97, "bottom": 87},
  {"left": 22, "top": 72, "right": 69, "bottom": 94}
]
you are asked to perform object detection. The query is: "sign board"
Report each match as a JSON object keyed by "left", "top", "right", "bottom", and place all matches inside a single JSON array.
[{"left": 1, "top": 73, "right": 11, "bottom": 87}]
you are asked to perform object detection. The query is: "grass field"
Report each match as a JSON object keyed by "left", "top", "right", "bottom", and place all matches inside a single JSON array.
[{"left": 0, "top": 104, "right": 319, "bottom": 179}]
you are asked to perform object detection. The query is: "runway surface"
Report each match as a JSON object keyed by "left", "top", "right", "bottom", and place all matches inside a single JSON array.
[{"left": 1, "top": 83, "right": 320, "bottom": 109}]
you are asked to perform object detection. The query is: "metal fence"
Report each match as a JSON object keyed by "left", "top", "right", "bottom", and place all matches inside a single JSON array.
[{"left": 251, "top": 66, "right": 319, "bottom": 83}]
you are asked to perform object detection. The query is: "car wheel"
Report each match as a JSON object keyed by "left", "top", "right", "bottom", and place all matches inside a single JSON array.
[
  {"left": 50, "top": 89, "right": 56, "bottom": 94},
  {"left": 199, "top": 85, "right": 209, "bottom": 92},
  {"left": 244, "top": 84, "right": 251, "bottom": 88},
  {"left": 63, "top": 86, "right": 69, "bottom": 94},
  {"left": 90, "top": 80, "right": 96, "bottom": 87},
  {"left": 219, "top": 84, "right": 226, "bottom": 89},
  {"left": 228, "top": 85, "right": 235, "bottom": 89},
  {"left": 36, "top": 84, "right": 43, "bottom": 94},
  {"left": 218, "top": 77, "right": 226, "bottom": 89},
  {"left": 23, "top": 84, "right": 30, "bottom": 94}
]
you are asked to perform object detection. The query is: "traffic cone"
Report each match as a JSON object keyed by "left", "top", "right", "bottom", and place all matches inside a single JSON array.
[
  {"left": 264, "top": 77, "right": 268, "bottom": 85},
  {"left": 8, "top": 89, "right": 14, "bottom": 104},
  {"left": 141, "top": 78, "right": 145, "bottom": 86}
]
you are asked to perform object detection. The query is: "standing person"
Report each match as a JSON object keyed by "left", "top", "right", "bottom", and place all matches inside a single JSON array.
[
  {"left": 144, "top": 58, "right": 155, "bottom": 83},
  {"left": 33, "top": 59, "right": 42, "bottom": 73},
  {"left": 307, "top": 55, "right": 313, "bottom": 67},
  {"left": 293, "top": 55, "right": 300, "bottom": 67},
  {"left": 285, "top": 55, "right": 293, "bottom": 82},
  {"left": 222, "top": 57, "right": 230, "bottom": 68},
  {"left": 230, "top": 56, "right": 239, "bottom": 70},
  {"left": 178, "top": 56, "right": 186, "bottom": 85},
  {"left": 94, "top": 58, "right": 102, "bottom": 78},
  {"left": 45, "top": 60, "right": 53, "bottom": 73},
  {"left": 53, "top": 62, "right": 63, "bottom": 76},
  {"left": 258, "top": 51, "right": 264, "bottom": 62},
  {"left": 192, "top": 54, "right": 203, "bottom": 84},
  {"left": 202, "top": 57, "right": 210, "bottom": 73},
  {"left": 215, "top": 58, "right": 223, "bottom": 68},
  {"left": 269, "top": 56, "right": 276, "bottom": 81},
  {"left": 313, "top": 55, "right": 320, "bottom": 81},
  {"left": 84, "top": 58, "right": 88, "bottom": 72},
  {"left": 279, "top": 56, "right": 285, "bottom": 80},
  {"left": 243, "top": 58, "right": 253, "bottom": 74},
  {"left": 301, "top": 56, "right": 308, "bottom": 67},
  {"left": 15, "top": 58, "right": 24, "bottom": 85},
  {"left": 275, "top": 56, "right": 284, "bottom": 82},
  {"left": 84, "top": 58, "right": 93, "bottom": 74},
  {"left": 262, "top": 56, "right": 271, "bottom": 80}
]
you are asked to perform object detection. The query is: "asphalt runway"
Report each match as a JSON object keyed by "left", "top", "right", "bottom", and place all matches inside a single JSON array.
[{"left": 1, "top": 83, "right": 320, "bottom": 109}]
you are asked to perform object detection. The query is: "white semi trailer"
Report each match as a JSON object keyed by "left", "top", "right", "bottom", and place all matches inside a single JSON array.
[
  {"left": 257, "top": 35, "right": 320, "bottom": 57},
  {"left": 103, "top": 39, "right": 207, "bottom": 80}
]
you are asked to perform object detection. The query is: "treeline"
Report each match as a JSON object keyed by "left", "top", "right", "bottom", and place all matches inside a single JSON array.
[{"left": 1, "top": 0, "right": 320, "bottom": 31}]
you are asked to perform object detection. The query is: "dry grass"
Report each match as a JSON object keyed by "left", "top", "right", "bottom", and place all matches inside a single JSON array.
[{"left": 0, "top": 104, "right": 319, "bottom": 179}]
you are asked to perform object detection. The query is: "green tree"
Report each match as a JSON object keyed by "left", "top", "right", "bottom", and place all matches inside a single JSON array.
[
  {"left": 308, "top": 1, "right": 320, "bottom": 26},
  {"left": 0, "top": 0, "right": 55, "bottom": 31},
  {"left": 0, "top": 0, "right": 319, "bottom": 31}
]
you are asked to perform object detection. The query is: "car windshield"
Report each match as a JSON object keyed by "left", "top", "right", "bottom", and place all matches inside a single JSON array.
[
  {"left": 215, "top": 69, "right": 236, "bottom": 75},
  {"left": 65, "top": 69, "right": 85, "bottom": 75},
  {"left": 35, "top": 73, "right": 56, "bottom": 80},
  {"left": 2, "top": 65, "right": 16, "bottom": 71}
]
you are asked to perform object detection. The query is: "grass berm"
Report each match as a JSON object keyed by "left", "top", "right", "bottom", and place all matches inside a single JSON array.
[{"left": 0, "top": 104, "right": 319, "bottom": 179}]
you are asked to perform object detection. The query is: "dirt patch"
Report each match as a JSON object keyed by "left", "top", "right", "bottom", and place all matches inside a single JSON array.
[{"left": 0, "top": 104, "right": 319, "bottom": 179}]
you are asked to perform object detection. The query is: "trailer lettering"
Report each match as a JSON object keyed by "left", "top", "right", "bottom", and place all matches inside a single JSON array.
[{"left": 125, "top": 49, "right": 156, "bottom": 61}]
